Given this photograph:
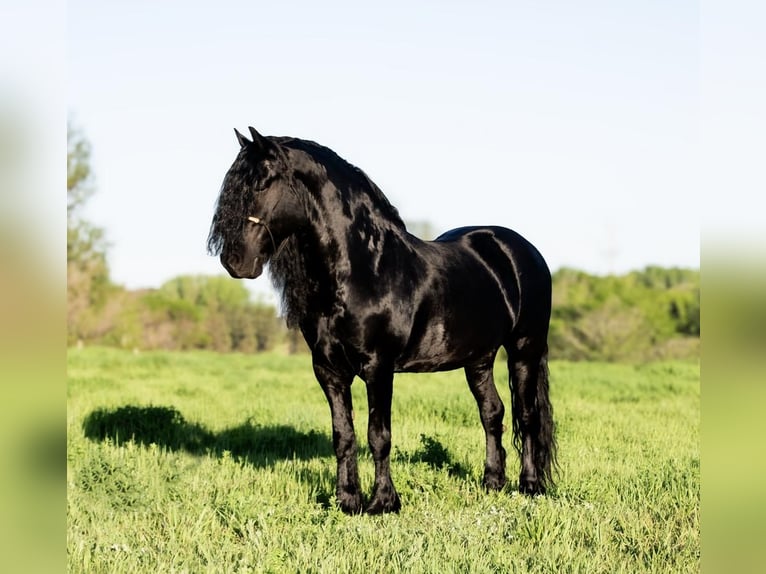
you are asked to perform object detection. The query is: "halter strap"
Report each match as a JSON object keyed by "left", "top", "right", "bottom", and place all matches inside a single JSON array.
[{"left": 247, "top": 216, "right": 277, "bottom": 253}]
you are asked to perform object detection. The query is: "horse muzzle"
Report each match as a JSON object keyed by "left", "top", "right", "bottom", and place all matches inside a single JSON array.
[{"left": 221, "top": 253, "right": 264, "bottom": 279}]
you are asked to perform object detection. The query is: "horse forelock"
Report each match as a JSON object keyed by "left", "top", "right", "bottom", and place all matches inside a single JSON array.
[{"left": 207, "top": 154, "right": 256, "bottom": 256}]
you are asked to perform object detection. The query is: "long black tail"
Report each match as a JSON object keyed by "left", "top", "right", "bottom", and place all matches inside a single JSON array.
[
  {"left": 534, "top": 352, "right": 557, "bottom": 492},
  {"left": 509, "top": 347, "right": 557, "bottom": 494}
]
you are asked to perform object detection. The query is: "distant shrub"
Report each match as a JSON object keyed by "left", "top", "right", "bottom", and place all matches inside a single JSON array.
[{"left": 549, "top": 266, "right": 699, "bottom": 362}]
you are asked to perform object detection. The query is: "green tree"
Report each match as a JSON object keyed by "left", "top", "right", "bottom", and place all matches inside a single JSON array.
[
  {"left": 146, "top": 275, "right": 282, "bottom": 352},
  {"left": 67, "top": 123, "right": 112, "bottom": 343},
  {"left": 549, "top": 266, "right": 700, "bottom": 362}
]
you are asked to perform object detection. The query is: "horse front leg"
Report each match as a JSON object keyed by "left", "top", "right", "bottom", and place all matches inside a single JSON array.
[
  {"left": 314, "top": 362, "right": 362, "bottom": 514},
  {"left": 363, "top": 365, "right": 401, "bottom": 514}
]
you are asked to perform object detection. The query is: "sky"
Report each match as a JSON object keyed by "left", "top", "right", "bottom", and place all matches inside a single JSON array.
[{"left": 67, "top": 0, "right": 702, "bottom": 300}]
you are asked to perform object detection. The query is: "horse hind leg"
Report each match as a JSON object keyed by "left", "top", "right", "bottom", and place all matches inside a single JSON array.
[
  {"left": 508, "top": 342, "right": 557, "bottom": 495},
  {"left": 465, "top": 354, "right": 507, "bottom": 491}
]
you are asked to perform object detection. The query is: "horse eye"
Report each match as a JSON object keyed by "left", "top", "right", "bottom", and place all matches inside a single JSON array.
[
  {"left": 254, "top": 178, "right": 271, "bottom": 191},
  {"left": 252, "top": 163, "right": 272, "bottom": 188}
]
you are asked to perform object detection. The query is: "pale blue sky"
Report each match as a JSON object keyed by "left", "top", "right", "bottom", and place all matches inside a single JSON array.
[{"left": 68, "top": 0, "right": 700, "bottom": 298}]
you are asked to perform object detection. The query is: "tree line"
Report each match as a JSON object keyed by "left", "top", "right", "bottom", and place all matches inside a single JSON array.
[
  {"left": 68, "top": 273, "right": 286, "bottom": 353},
  {"left": 67, "top": 265, "right": 699, "bottom": 362},
  {"left": 67, "top": 125, "right": 698, "bottom": 361},
  {"left": 549, "top": 266, "right": 698, "bottom": 361}
]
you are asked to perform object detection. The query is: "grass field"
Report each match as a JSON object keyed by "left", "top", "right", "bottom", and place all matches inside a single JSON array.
[{"left": 67, "top": 348, "right": 699, "bottom": 573}]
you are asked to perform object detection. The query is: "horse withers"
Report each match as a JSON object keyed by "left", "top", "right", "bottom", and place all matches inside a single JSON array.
[{"left": 208, "top": 127, "right": 556, "bottom": 514}]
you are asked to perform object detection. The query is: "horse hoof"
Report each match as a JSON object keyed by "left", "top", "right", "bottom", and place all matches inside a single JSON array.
[
  {"left": 337, "top": 493, "right": 363, "bottom": 515},
  {"left": 518, "top": 477, "right": 546, "bottom": 496},
  {"left": 482, "top": 473, "right": 507, "bottom": 492},
  {"left": 365, "top": 493, "right": 401, "bottom": 515}
]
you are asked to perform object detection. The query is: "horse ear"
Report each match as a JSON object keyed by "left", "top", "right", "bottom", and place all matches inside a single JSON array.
[
  {"left": 234, "top": 128, "right": 251, "bottom": 148},
  {"left": 247, "top": 126, "right": 270, "bottom": 152}
]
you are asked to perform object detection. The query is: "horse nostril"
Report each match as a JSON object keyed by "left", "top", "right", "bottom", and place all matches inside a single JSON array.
[{"left": 223, "top": 251, "right": 241, "bottom": 270}]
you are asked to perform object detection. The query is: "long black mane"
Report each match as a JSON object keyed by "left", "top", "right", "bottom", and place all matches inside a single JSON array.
[
  {"left": 268, "top": 236, "right": 308, "bottom": 328},
  {"left": 268, "top": 137, "right": 406, "bottom": 328},
  {"left": 275, "top": 137, "right": 405, "bottom": 228}
]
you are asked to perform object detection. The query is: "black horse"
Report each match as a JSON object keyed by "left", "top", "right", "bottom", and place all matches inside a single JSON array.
[{"left": 208, "top": 127, "right": 556, "bottom": 514}]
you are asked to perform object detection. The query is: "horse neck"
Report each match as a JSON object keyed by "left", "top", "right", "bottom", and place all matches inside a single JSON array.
[
  {"left": 272, "top": 150, "right": 411, "bottom": 322},
  {"left": 290, "top": 152, "right": 397, "bottom": 248},
  {"left": 308, "top": 184, "right": 408, "bottom": 265}
]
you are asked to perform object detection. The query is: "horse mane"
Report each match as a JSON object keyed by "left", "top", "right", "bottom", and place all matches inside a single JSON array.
[
  {"left": 268, "top": 236, "right": 307, "bottom": 328},
  {"left": 268, "top": 136, "right": 406, "bottom": 328},
  {"left": 275, "top": 137, "right": 406, "bottom": 229}
]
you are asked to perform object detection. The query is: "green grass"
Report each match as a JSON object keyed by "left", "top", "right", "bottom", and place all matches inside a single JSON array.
[{"left": 67, "top": 348, "right": 699, "bottom": 573}]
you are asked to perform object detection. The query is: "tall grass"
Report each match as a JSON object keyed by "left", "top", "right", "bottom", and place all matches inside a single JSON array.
[{"left": 67, "top": 348, "right": 699, "bottom": 573}]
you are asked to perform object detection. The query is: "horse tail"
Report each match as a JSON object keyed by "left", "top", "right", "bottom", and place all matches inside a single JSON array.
[
  {"left": 509, "top": 344, "right": 557, "bottom": 495},
  {"left": 535, "top": 350, "right": 557, "bottom": 492}
]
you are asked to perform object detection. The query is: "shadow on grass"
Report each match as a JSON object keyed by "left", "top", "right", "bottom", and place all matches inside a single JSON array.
[
  {"left": 396, "top": 433, "right": 471, "bottom": 480},
  {"left": 82, "top": 406, "right": 479, "bottom": 508},
  {"left": 82, "top": 405, "right": 333, "bottom": 467}
]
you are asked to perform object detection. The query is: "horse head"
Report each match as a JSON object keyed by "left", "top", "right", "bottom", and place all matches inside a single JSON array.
[{"left": 207, "top": 127, "right": 305, "bottom": 279}]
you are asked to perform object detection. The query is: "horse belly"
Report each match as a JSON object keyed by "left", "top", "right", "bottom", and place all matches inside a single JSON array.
[
  {"left": 394, "top": 305, "right": 506, "bottom": 373},
  {"left": 391, "top": 236, "right": 517, "bottom": 372}
]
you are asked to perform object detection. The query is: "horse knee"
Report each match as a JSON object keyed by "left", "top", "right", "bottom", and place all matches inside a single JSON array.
[
  {"left": 482, "top": 400, "right": 504, "bottom": 434},
  {"left": 368, "top": 427, "right": 391, "bottom": 459}
]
